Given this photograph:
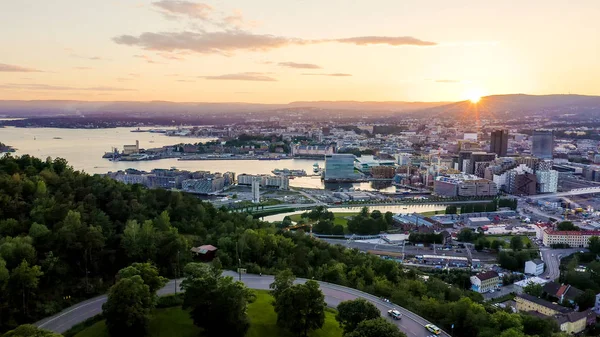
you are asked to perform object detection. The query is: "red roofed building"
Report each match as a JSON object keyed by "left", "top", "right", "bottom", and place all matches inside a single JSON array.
[{"left": 542, "top": 229, "right": 600, "bottom": 248}]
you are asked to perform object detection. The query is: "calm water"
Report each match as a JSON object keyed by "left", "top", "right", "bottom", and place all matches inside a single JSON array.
[
  {"left": 262, "top": 204, "right": 446, "bottom": 222},
  {"left": 0, "top": 127, "right": 402, "bottom": 190}
]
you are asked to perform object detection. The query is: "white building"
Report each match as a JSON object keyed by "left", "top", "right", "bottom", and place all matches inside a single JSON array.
[
  {"left": 525, "top": 259, "right": 545, "bottom": 276},
  {"left": 251, "top": 177, "right": 261, "bottom": 203}
]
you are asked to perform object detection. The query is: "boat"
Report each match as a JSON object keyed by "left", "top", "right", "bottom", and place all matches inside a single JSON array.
[
  {"left": 258, "top": 157, "right": 281, "bottom": 161},
  {"left": 53, "top": 137, "right": 62, "bottom": 139}
]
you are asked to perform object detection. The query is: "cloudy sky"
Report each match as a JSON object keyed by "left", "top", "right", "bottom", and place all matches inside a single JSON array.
[{"left": 1, "top": 0, "right": 599, "bottom": 103}]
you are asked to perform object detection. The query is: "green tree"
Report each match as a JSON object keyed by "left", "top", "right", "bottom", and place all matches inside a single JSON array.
[
  {"left": 270, "top": 269, "right": 296, "bottom": 301},
  {"left": 557, "top": 221, "right": 579, "bottom": 231},
  {"left": 445, "top": 205, "right": 458, "bottom": 214},
  {"left": 575, "top": 288, "right": 597, "bottom": 310},
  {"left": 182, "top": 264, "right": 253, "bottom": 337},
  {"left": 9, "top": 260, "right": 43, "bottom": 316},
  {"left": 345, "top": 318, "right": 407, "bottom": 337},
  {"left": 103, "top": 275, "right": 152, "bottom": 337},
  {"left": 523, "top": 282, "right": 544, "bottom": 297},
  {"left": 510, "top": 236, "right": 524, "bottom": 251},
  {"left": 336, "top": 298, "right": 381, "bottom": 334},
  {"left": 2, "top": 324, "right": 62, "bottom": 337},
  {"left": 274, "top": 280, "right": 325, "bottom": 337},
  {"left": 588, "top": 236, "right": 600, "bottom": 255},
  {"left": 491, "top": 240, "right": 503, "bottom": 251},
  {"left": 117, "top": 262, "right": 167, "bottom": 294}
]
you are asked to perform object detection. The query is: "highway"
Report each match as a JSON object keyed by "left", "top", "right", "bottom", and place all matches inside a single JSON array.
[
  {"left": 35, "top": 271, "right": 449, "bottom": 337},
  {"left": 540, "top": 248, "right": 582, "bottom": 280}
]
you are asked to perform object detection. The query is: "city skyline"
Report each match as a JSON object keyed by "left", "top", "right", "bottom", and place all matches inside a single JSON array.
[{"left": 1, "top": 0, "right": 600, "bottom": 103}]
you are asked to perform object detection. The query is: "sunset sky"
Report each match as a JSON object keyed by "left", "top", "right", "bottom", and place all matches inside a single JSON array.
[{"left": 1, "top": 0, "right": 599, "bottom": 103}]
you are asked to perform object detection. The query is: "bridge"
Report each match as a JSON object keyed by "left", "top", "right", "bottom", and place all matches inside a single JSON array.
[{"left": 526, "top": 187, "right": 600, "bottom": 200}]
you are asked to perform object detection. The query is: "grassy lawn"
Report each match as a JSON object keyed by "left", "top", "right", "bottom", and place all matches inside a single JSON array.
[
  {"left": 486, "top": 235, "right": 532, "bottom": 247},
  {"left": 289, "top": 212, "right": 358, "bottom": 227},
  {"left": 75, "top": 290, "right": 342, "bottom": 337}
]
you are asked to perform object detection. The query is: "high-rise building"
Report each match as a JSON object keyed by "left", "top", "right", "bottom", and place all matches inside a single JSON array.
[
  {"left": 251, "top": 177, "right": 261, "bottom": 203},
  {"left": 490, "top": 130, "right": 509, "bottom": 157},
  {"left": 324, "top": 154, "right": 358, "bottom": 181},
  {"left": 532, "top": 130, "right": 554, "bottom": 159},
  {"left": 536, "top": 170, "right": 559, "bottom": 193}
]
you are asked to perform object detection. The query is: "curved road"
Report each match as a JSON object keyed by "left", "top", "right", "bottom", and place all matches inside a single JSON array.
[{"left": 36, "top": 271, "right": 449, "bottom": 337}]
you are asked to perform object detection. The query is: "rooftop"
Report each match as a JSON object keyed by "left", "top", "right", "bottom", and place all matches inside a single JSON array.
[
  {"left": 516, "top": 293, "right": 573, "bottom": 314},
  {"left": 475, "top": 270, "right": 499, "bottom": 281}
]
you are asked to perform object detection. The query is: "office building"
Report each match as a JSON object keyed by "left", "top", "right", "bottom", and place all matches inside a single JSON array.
[
  {"left": 434, "top": 174, "right": 498, "bottom": 197},
  {"left": 532, "top": 130, "right": 554, "bottom": 159},
  {"left": 536, "top": 170, "right": 559, "bottom": 193},
  {"left": 182, "top": 177, "right": 225, "bottom": 194},
  {"left": 252, "top": 177, "right": 260, "bottom": 203},
  {"left": 490, "top": 130, "right": 509, "bottom": 157},
  {"left": 324, "top": 154, "right": 358, "bottom": 181}
]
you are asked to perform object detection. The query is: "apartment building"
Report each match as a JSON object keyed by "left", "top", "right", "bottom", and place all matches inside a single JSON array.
[
  {"left": 542, "top": 229, "right": 600, "bottom": 248},
  {"left": 470, "top": 271, "right": 500, "bottom": 293}
]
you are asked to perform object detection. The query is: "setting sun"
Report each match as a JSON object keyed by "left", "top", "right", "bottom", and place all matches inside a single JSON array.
[{"left": 464, "top": 88, "right": 485, "bottom": 104}]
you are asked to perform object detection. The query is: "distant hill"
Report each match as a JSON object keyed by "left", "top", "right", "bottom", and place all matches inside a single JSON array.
[
  {"left": 0, "top": 94, "right": 599, "bottom": 119},
  {"left": 287, "top": 100, "right": 448, "bottom": 111},
  {"left": 418, "top": 94, "right": 600, "bottom": 119}
]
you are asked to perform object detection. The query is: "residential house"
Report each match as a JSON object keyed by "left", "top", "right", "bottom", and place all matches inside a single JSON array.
[
  {"left": 191, "top": 244, "right": 218, "bottom": 262},
  {"left": 470, "top": 271, "right": 500, "bottom": 293},
  {"left": 543, "top": 282, "right": 583, "bottom": 305},
  {"left": 515, "top": 294, "right": 592, "bottom": 334}
]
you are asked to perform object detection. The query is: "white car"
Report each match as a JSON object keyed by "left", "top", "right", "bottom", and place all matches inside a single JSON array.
[{"left": 387, "top": 309, "right": 402, "bottom": 320}]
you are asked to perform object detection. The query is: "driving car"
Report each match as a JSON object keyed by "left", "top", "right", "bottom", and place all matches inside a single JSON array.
[
  {"left": 425, "top": 324, "right": 441, "bottom": 335},
  {"left": 387, "top": 309, "right": 402, "bottom": 320}
]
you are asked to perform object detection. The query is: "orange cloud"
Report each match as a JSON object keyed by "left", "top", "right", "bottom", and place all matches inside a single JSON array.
[
  {"left": 201, "top": 72, "right": 276, "bottom": 81},
  {"left": 0, "top": 63, "right": 42, "bottom": 72}
]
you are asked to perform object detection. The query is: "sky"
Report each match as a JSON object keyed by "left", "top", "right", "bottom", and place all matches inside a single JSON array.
[{"left": 1, "top": 0, "right": 599, "bottom": 103}]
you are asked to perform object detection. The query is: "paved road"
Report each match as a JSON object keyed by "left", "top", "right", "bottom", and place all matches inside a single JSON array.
[
  {"left": 540, "top": 248, "right": 582, "bottom": 280},
  {"left": 35, "top": 271, "right": 449, "bottom": 337}
]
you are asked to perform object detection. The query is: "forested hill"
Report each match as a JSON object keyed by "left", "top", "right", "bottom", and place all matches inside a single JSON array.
[{"left": 0, "top": 155, "right": 568, "bottom": 337}]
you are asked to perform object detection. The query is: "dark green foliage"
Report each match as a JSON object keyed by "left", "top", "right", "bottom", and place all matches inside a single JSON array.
[
  {"left": 457, "top": 228, "right": 482, "bottom": 242},
  {"left": 103, "top": 275, "right": 152, "bottom": 337},
  {"left": 181, "top": 262, "right": 254, "bottom": 337},
  {"left": 498, "top": 251, "right": 539, "bottom": 272},
  {"left": 557, "top": 221, "right": 579, "bottom": 231},
  {"left": 274, "top": 280, "right": 325, "bottom": 337},
  {"left": 408, "top": 233, "right": 443, "bottom": 244},
  {"left": 588, "top": 236, "right": 600, "bottom": 255},
  {"left": 347, "top": 207, "right": 389, "bottom": 235},
  {"left": 575, "top": 289, "right": 596, "bottom": 310},
  {"left": 345, "top": 318, "right": 406, "bottom": 337},
  {"left": 445, "top": 205, "right": 458, "bottom": 214},
  {"left": 336, "top": 299, "right": 382, "bottom": 334},
  {"left": 156, "top": 293, "right": 184, "bottom": 308},
  {"left": 523, "top": 283, "right": 543, "bottom": 297},
  {"left": 117, "top": 262, "right": 168, "bottom": 294},
  {"left": 0, "top": 154, "right": 270, "bottom": 328},
  {"left": 2, "top": 324, "right": 62, "bottom": 337},
  {"left": 510, "top": 236, "right": 524, "bottom": 251}
]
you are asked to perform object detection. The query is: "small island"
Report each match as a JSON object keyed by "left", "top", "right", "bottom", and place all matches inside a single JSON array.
[{"left": 0, "top": 142, "right": 15, "bottom": 153}]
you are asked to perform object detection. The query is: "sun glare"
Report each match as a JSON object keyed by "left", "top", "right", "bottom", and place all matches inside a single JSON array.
[{"left": 465, "top": 88, "right": 485, "bottom": 104}]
